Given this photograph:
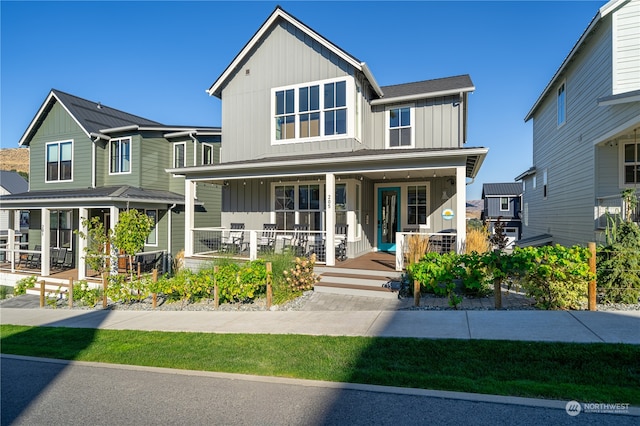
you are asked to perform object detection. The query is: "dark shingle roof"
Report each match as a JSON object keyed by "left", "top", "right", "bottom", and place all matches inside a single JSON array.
[
  {"left": 52, "top": 89, "right": 162, "bottom": 134},
  {"left": 0, "top": 170, "right": 28, "bottom": 194},
  {"left": 381, "top": 75, "right": 474, "bottom": 99},
  {"left": 482, "top": 183, "right": 522, "bottom": 197},
  {"left": 0, "top": 185, "right": 185, "bottom": 204}
]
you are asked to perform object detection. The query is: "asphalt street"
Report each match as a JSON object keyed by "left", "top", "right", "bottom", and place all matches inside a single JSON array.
[{"left": 1, "top": 355, "right": 636, "bottom": 426}]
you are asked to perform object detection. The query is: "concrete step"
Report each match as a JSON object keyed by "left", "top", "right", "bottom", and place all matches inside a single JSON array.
[{"left": 316, "top": 269, "right": 403, "bottom": 299}]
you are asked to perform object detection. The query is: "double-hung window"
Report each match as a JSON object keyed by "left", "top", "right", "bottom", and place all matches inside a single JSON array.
[
  {"left": 202, "top": 143, "right": 214, "bottom": 165},
  {"left": 557, "top": 82, "right": 566, "bottom": 126},
  {"left": 50, "top": 210, "right": 72, "bottom": 249},
  {"left": 110, "top": 138, "right": 131, "bottom": 174},
  {"left": 623, "top": 142, "right": 640, "bottom": 185},
  {"left": 145, "top": 210, "right": 157, "bottom": 246},
  {"left": 500, "top": 197, "right": 509, "bottom": 211},
  {"left": 407, "top": 185, "right": 427, "bottom": 225},
  {"left": 174, "top": 143, "right": 186, "bottom": 168},
  {"left": 46, "top": 141, "right": 72, "bottom": 182},
  {"left": 387, "top": 106, "right": 414, "bottom": 148},
  {"left": 273, "top": 77, "right": 351, "bottom": 143},
  {"left": 274, "top": 185, "right": 295, "bottom": 230},
  {"left": 298, "top": 184, "right": 321, "bottom": 230}
]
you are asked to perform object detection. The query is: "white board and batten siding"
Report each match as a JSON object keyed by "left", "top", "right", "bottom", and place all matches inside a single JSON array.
[{"left": 612, "top": 0, "right": 640, "bottom": 95}]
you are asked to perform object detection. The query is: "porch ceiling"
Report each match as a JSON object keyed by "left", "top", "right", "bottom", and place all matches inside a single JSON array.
[{"left": 171, "top": 147, "right": 488, "bottom": 183}]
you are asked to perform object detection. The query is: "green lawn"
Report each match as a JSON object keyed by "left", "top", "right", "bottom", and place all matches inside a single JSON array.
[{"left": 2, "top": 324, "right": 639, "bottom": 404}]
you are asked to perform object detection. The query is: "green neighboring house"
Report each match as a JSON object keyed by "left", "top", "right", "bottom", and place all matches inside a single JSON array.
[{"left": 0, "top": 89, "right": 221, "bottom": 279}]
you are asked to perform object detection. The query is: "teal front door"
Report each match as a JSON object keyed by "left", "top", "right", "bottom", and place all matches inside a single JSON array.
[{"left": 377, "top": 187, "right": 400, "bottom": 252}]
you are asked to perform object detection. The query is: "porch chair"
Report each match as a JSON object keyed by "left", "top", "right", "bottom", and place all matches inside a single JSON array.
[
  {"left": 258, "top": 223, "right": 277, "bottom": 253},
  {"left": 26, "top": 245, "right": 42, "bottom": 269},
  {"left": 335, "top": 223, "right": 348, "bottom": 261},
  {"left": 221, "top": 223, "right": 246, "bottom": 254},
  {"left": 51, "top": 248, "right": 67, "bottom": 270},
  {"left": 62, "top": 249, "right": 74, "bottom": 268},
  {"left": 17, "top": 244, "right": 39, "bottom": 269},
  {"left": 291, "top": 224, "right": 309, "bottom": 256}
]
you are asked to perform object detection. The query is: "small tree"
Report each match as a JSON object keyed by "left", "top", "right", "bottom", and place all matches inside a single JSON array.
[
  {"left": 622, "top": 188, "right": 638, "bottom": 222},
  {"left": 112, "top": 209, "right": 154, "bottom": 279},
  {"left": 489, "top": 217, "right": 509, "bottom": 251},
  {"left": 76, "top": 216, "right": 112, "bottom": 277}
]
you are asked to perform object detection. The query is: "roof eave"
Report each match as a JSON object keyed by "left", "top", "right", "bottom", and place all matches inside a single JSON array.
[
  {"left": 524, "top": 0, "right": 626, "bottom": 121},
  {"left": 371, "top": 86, "right": 475, "bottom": 106}
]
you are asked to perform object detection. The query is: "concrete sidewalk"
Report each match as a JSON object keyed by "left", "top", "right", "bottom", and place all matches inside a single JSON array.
[{"left": 1, "top": 303, "right": 639, "bottom": 344}]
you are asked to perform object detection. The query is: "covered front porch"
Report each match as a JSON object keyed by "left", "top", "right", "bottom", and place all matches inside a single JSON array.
[{"left": 174, "top": 147, "right": 487, "bottom": 269}]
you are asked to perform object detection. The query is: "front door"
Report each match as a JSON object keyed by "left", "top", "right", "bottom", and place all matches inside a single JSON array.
[{"left": 377, "top": 187, "right": 400, "bottom": 252}]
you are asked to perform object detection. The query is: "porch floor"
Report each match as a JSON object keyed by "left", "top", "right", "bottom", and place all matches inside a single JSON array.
[{"left": 330, "top": 251, "right": 396, "bottom": 272}]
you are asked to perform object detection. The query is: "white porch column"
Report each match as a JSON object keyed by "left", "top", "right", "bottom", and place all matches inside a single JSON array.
[
  {"left": 41, "top": 208, "right": 50, "bottom": 276},
  {"left": 184, "top": 179, "right": 195, "bottom": 257},
  {"left": 110, "top": 207, "right": 119, "bottom": 275},
  {"left": 325, "top": 172, "right": 336, "bottom": 266},
  {"left": 456, "top": 166, "right": 466, "bottom": 254},
  {"left": 78, "top": 208, "right": 88, "bottom": 280},
  {"left": 8, "top": 227, "right": 15, "bottom": 272}
]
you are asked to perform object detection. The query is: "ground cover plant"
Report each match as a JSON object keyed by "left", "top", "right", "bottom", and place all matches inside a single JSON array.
[{"left": 1, "top": 325, "right": 638, "bottom": 404}]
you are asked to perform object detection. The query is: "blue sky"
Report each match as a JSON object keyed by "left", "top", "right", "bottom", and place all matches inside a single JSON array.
[{"left": 1, "top": 1, "right": 603, "bottom": 199}]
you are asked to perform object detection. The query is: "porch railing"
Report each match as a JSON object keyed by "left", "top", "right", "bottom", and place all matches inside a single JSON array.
[
  {"left": 596, "top": 193, "right": 640, "bottom": 229},
  {"left": 192, "top": 227, "right": 329, "bottom": 264},
  {"left": 395, "top": 231, "right": 458, "bottom": 271},
  {"left": 0, "top": 244, "right": 43, "bottom": 275}
]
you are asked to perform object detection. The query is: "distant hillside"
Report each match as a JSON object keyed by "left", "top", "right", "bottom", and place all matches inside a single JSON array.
[
  {"left": 466, "top": 199, "right": 482, "bottom": 220},
  {"left": 0, "top": 148, "right": 29, "bottom": 174}
]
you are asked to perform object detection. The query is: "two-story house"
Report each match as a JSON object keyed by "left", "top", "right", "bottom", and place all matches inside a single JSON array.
[
  {"left": 516, "top": 0, "right": 640, "bottom": 247},
  {"left": 169, "top": 6, "right": 488, "bottom": 267},
  {"left": 0, "top": 89, "right": 221, "bottom": 279},
  {"left": 481, "top": 183, "right": 522, "bottom": 249}
]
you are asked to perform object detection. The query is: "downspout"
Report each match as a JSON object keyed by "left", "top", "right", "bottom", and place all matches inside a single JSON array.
[
  {"left": 91, "top": 135, "right": 100, "bottom": 188},
  {"left": 167, "top": 203, "right": 176, "bottom": 273}
]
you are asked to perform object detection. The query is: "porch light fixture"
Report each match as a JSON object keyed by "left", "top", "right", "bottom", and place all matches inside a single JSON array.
[
  {"left": 433, "top": 171, "right": 437, "bottom": 178},
  {"left": 243, "top": 180, "right": 246, "bottom": 185},
  {"left": 383, "top": 173, "right": 386, "bottom": 180},
  {"left": 407, "top": 173, "right": 410, "bottom": 179}
]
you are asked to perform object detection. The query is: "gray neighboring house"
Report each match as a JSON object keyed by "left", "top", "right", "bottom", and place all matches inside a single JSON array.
[
  {"left": 168, "top": 6, "right": 488, "bottom": 267},
  {"left": 516, "top": 0, "right": 640, "bottom": 247},
  {"left": 481, "top": 183, "right": 522, "bottom": 249}
]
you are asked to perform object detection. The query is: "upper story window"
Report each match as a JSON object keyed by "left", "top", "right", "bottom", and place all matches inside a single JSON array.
[
  {"left": 109, "top": 138, "right": 131, "bottom": 174},
  {"left": 543, "top": 169, "right": 548, "bottom": 199},
  {"left": 386, "top": 105, "right": 414, "bottom": 148},
  {"left": 557, "top": 82, "right": 566, "bottom": 127},
  {"left": 272, "top": 77, "right": 353, "bottom": 145},
  {"left": 174, "top": 142, "right": 186, "bottom": 168},
  {"left": 500, "top": 197, "right": 509, "bottom": 211},
  {"left": 202, "top": 143, "right": 214, "bottom": 165},
  {"left": 623, "top": 142, "right": 640, "bottom": 185},
  {"left": 46, "top": 140, "right": 72, "bottom": 182}
]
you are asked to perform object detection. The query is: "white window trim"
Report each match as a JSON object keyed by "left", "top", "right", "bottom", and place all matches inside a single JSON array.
[
  {"left": 385, "top": 104, "right": 416, "bottom": 149},
  {"left": 404, "top": 183, "right": 431, "bottom": 229},
  {"left": 173, "top": 142, "right": 186, "bottom": 168},
  {"left": 270, "top": 76, "right": 355, "bottom": 146},
  {"left": 543, "top": 169, "right": 548, "bottom": 199},
  {"left": 45, "top": 140, "right": 74, "bottom": 183},
  {"left": 108, "top": 137, "right": 132, "bottom": 175},
  {"left": 557, "top": 80, "right": 566, "bottom": 128},
  {"left": 145, "top": 209, "right": 158, "bottom": 247},
  {"left": 201, "top": 143, "right": 214, "bottom": 165},
  {"left": 500, "top": 197, "right": 509, "bottom": 211},
  {"left": 619, "top": 141, "right": 640, "bottom": 187}
]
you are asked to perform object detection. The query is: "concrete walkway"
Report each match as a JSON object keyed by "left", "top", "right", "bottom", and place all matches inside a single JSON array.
[{"left": 1, "top": 295, "right": 639, "bottom": 344}]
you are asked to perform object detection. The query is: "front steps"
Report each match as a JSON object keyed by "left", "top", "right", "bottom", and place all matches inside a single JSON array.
[{"left": 314, "top": 267, "right": 403, "bottom": 299}]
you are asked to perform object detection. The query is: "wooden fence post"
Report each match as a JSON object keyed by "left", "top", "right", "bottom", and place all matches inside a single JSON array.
[
  {"left": 39, "top": 280, "right": 45, "bottom": 308},
  {"left": 102, "top": 272, "right": 108, "bottom": 308},
  {"left": 152, "top": 268, "right": 158, "bottom": 309},
  {"left": 494, "top": 278, "right": 502, "bottom": 309},
  {"left": 413, "top": 254, "right": 420, "bottom": 307},
  {"left": 266, "top": 262, "right": 273, "bottom": 310},
  {"left": 213, "top": 265, "right": 219, "bottom": 308},
  {"left": 68, "top": 277, "right": 74, "bottom": 308},
  {"left": 588, "top": 242, "right": 597, "bottom": 311}
]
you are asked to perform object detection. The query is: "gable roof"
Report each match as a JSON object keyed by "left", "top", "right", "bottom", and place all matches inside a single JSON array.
[
  {"left": 19, "top": 89, "right": 162, "bottom": 146},
  {"left": 524, "top": 0, "right": 628, "bottom": 121},
  {"left": 373, "top": 75, "right": 475, "bottom": 105},
  {"left": 0, "top": 170, "right": 28, "bottom": 194},
  {"left": 482, "top": 183, "right": 523, "bottom": 197},
  {"left": 207, "top": 6, "right": 383, "bottom": 99}
]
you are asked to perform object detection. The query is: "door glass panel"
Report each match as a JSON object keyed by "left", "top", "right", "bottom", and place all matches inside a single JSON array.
[{"left": 381, "top": 190, "right": 397, "bottom": 244}]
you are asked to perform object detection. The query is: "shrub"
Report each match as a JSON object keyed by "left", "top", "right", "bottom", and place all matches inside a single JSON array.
[
  {"left": 14, "top": 276, "right": 36, "bottom": 295},
  {"left": 511, "top": 245, "right": 593, "bottom": 310},
  {"left": 597, "top": 221, "right": 640, "bottom": 303},
  {"left": 284, "top": 254, "right": 320, "bottom": 293},
  {"left": 72, "top": 281, "right": 102, "bottom": 307}
]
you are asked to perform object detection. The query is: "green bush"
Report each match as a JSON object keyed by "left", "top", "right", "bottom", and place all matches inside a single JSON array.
[
  {"left": 597, "top": 221, "right": 640, "bottom": 304},
  {"left": 0, "top": 285, "right": 12, "bottom": 299},
  {"left": 14, "top": 276, "right": 36, "bottom": 296},
  {"left": 511, "top": 245, "right": 593, "bottom": 310},
  {"left": 72, "top": 280, "right": 102, "bottom": 307}
]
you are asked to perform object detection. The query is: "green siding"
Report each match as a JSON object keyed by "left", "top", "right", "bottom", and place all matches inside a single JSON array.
[
  {"left": 29, "top": 102, "right": 93, "bottom": 191},
  {"left": 194, "top": 182, "right": 222, "bottom": 228}
]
